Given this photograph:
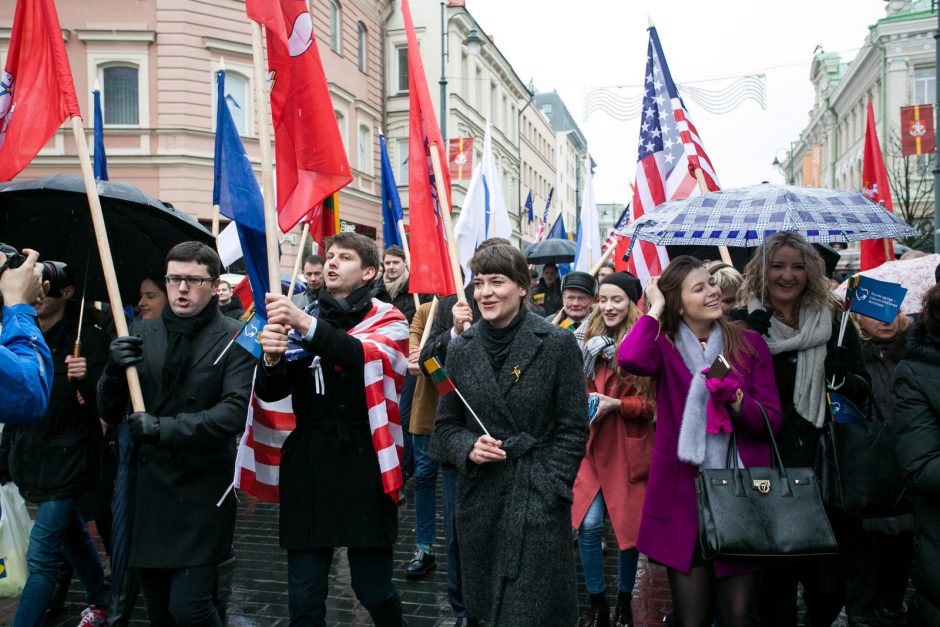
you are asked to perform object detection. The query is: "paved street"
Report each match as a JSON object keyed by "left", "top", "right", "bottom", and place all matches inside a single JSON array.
[{"left": 0, "top": 481, "right": 674, "bottom": 626}]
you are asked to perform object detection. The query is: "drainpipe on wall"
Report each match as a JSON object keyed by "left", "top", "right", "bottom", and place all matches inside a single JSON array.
[
  {"left": 868, "top": 32, "right": 889, "bottom": 147},
  {"left": 825, "top": 95, "right": 840, "bottom": 189}
]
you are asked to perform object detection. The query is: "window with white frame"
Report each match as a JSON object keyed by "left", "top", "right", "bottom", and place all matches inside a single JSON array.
[
  {"left": 335, "top": 110, "right": 347, "bottom": 150},
  {"left": 330, "top": 0, "right": 342, "bottom": 54},
  {"left": 396, "top": 46, "right": 409, "bottom": 93},
  {"left": 101, "top": 64, "right": 139, "bottom": 126},
  {"left": 915, "top": 67, "right": 935, "bottom": 105},
  {"left": 357, "top": 22, "right": 367, "bottom": 73},
  {"left": 397, "top": 138, "right": 409, "bottom": 182},
  {"left": 223, "top": 72, "right": 250, "bottom": 136},
  {"left": 358, "top": 123, "right": 372, "bottom": 174}
]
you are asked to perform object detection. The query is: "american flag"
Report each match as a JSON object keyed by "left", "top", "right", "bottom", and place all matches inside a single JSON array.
[
  {"left": 234, "top": 299, "right": 409, "bottom": 504},
  {"left": 627, "top": 27, "right": 720, "bottom": 283},
  {"left": 533, "top": 187, "right": 554, "bottom": 242},
  {"left": 601, "top": 205, "right": 631, "bottom": 254}
]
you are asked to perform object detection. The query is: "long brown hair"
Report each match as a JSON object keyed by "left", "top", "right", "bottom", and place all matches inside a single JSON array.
[
  {"left": 658, "top": 256, "right": 752, "bottom": 371},
  {"left": 582, "top": 288, "right": 652, "bottom": 397}
]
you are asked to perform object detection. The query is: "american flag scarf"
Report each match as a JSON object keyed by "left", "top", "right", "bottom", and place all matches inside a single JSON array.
[{"left": 234, "top": 299, "right": 409, "bottom": 504}]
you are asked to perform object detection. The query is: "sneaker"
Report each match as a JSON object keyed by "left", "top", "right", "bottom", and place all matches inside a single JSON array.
[
  {"left": 77, "top": 605, "right": 108, "bottom": 627},
  {"left": 404, "top": 548, "right": 436, "bottom": 579}
]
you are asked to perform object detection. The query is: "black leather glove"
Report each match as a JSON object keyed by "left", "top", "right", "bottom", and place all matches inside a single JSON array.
[
  {"left": 824, "top": 346, "right": 849, "bottom": 385},
  {"left": 743, "top": 308, "right": 773, "bottom": 337},
  {"left": 106, "top": 336, "right": 143, "bottom": 377},
  {"left": 127, "top": 412, "right": 160, "bottom": 443}
]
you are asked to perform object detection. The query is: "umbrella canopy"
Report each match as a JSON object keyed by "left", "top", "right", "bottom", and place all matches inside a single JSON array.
[
  {"left": 524, "top": 238, "right": 576, "bottom": 264},
  {"left": 622, "top": 183, "right": 920, "bottom": 248},
  {"left": 0, "top": 173, "right": 214, "bottom": 303},
  {"left": 834, "top": 253, "right": 940, "bottom": 315}
]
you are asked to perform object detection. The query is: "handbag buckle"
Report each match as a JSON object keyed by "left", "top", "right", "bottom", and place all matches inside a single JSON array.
[{"left": 752, "top": 479, "right": 772, "bottom": 494}]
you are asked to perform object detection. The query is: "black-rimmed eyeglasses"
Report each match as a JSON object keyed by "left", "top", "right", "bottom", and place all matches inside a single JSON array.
[{"left": 165, "top": 275, "right": 217, "bottom": 287}]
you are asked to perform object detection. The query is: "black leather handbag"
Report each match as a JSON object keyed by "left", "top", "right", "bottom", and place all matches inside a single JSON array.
[
  {"left": 695, "top": 403, "right": 838, "bottom": 559},
  {"left": 816, "top": 401, "right": 908, "bottom": 516}
]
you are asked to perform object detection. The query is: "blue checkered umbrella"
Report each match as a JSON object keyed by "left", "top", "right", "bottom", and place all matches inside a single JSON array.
[{"left": 618, "top": 183, "right": 920, "bottom": 247}]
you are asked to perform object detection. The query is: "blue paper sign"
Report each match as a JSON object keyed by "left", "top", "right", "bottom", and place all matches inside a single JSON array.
[
  {"left": 828, "top": 391, "right": 865, "bottom": 425},
  {"left": 847, "top": 275, "right": 907, "bottom": 325}
]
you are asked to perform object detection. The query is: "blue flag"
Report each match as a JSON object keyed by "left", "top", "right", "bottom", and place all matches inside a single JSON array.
[
  {"left": 547, "top": 213, "right": 567, "bottom": 240},
  {"left": 525, "top": 191, "right": 533, "bottom": 224},
  {"left": 828, "top": 391, "right": 866, "bottom": 425},
  {"left": 234, "top": 311, "right": 266, "bottom": 359},
  {"left": 846, "top": 274, "right": 907, "bottom": 325},
  {"left": 380, "top": 134, "right": 404, "bottom": 249},
  {"left": 93, "top": 90, "right": 108, "bottom": 181},
  {"left": 213, "top": 69, "right": 269, "bottom": 329}
]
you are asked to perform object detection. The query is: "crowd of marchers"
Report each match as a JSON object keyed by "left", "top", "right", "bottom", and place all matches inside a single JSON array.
[{"left": 1, "top": 231, "right": 939, "bottom": 627}]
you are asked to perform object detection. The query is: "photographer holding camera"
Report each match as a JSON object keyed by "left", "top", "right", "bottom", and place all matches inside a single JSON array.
[{"left": 0, "top": 245, "right": 53, "bottom": 424}]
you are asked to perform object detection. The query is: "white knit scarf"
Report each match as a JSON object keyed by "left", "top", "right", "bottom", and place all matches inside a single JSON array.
[
  {"left": 747, "top": 297, "right": 831, "bottom": 428},
  {"left": 675, "top": 322, "right": 735, "bottom": 469},
  {"left": 383, "top": 268, "right": 409, "bottom": 300}
]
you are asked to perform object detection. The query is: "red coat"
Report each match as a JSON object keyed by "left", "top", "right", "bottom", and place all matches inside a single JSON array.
[{"left": 571, "top": 360, "right": 654, "bottom": 550}]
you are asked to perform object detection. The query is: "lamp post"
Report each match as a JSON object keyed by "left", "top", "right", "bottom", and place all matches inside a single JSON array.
[{"left": 439, "top": 1, "right": 485, "bottom": 140}]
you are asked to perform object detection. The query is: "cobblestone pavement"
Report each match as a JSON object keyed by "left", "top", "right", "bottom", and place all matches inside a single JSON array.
[{"left": 0, "top": 480, "right": 848, "bottom": 626}]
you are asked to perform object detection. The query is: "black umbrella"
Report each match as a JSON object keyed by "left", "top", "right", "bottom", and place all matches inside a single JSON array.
[
  {"left": 0, "top": 173, "right": 214, "bottom": 303},
  {"left": 524, "top": 238, "right": 576, "bottom": 264}
]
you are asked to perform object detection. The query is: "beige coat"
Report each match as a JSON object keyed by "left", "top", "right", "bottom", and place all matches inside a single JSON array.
[{"left": 409, "top": 302, "right": 439, "bottom": 436}]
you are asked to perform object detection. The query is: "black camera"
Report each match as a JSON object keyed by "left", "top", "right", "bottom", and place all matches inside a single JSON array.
[{"left": 0, "top": 243, "right": 72, "bottom": 297}]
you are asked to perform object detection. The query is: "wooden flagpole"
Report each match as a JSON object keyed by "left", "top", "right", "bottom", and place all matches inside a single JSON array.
[
  {"left": 395, "top": 219, "right": 423, "bottom": 311},
  {"left": 694, "top": 168, "right": 732, "bottom": 265},
  {"left": 289, "top": 221, "right": 310, "bottom": 295},
  {"left": 429, "top": 148, "right": 471, "bottom": 333},
  {"left": 418, "top": 296, "right": 439, "bottom": 349},
  {"left": 250, "top": 21, "right": 281, "bottom": 292},
  {"left": 211, "top": 58, "right": 225, "bottom": 241},
  {"left": 70, "top": 118, "right": 145, "bottom": 412}
]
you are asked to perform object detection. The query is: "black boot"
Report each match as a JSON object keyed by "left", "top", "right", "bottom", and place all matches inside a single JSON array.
[
  {"left": 612, "top": 590, "right": 634, "bottom": 627},
  {"left": 368, "top": 594, "right": 405, "bottom": 627},
  {"left": 579, "top": 593, "right": 610, "bottom": 627}
]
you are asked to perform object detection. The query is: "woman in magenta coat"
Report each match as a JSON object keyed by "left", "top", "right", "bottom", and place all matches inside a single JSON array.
[
  {"left": 617, "top": 256, "right": 782, "bottom": 627},
  {"left": 572, "top": 272, "right": 654, "bottom": 627}
]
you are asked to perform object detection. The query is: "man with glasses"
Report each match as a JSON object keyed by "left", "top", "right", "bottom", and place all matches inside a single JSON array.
[{"left": 97, "top": 242, "right": 254, "bottom": 626}]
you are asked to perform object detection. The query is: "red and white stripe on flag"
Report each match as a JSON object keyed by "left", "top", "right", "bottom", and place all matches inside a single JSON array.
[{"left": 234, "top": 300, "right": 408, "bottom": 504}]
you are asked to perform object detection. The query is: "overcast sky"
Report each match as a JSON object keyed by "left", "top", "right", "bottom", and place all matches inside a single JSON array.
[{"left": 466, "top": 0, "right": 889, "bottom": 206}]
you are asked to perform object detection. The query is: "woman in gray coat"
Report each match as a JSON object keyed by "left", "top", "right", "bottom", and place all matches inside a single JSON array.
[{"left": 429, "top": 243, "right": 589, "bottom": 625}]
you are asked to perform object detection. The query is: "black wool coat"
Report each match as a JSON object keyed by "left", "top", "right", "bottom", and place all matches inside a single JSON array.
[
  {"left": 97, "top": 311, "right": 254, "bottom": 569},
  {"left": 254, "top": 308, "right": 400, "bottom": 549},
  {"left": 894, "top": 321, "right": 940, "bottom": 608},
  {"left": 429, "top": 312, "right": 589, "bottom": 625}
]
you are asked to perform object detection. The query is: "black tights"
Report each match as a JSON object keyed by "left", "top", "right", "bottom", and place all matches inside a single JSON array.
[{"left": 666, "top": 565, "right": 759, "bottom": 627}]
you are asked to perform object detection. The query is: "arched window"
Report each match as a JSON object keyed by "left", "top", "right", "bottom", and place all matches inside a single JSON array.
[
  {"left": 357, "top": 22, "right": 367, "bottom": 73},
  {"left": 101, "top": 64, "right": 139, "bottom": 126},
  {"left": 330, "top": 0, "right": 342, "bottom": 54}
]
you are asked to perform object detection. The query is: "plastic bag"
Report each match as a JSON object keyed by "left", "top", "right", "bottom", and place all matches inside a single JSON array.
[{"left": 0, "top": 482, "right": 33, "bottom": 597}]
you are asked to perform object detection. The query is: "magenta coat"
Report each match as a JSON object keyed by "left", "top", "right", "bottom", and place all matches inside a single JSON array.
[{"left": 616, "top": 315, "right": 783, "bottom": 576}]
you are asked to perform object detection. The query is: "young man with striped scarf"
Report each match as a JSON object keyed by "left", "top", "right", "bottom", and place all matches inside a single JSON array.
[{"left": 258, "top": 232, "right": 409, "bottom": 627}]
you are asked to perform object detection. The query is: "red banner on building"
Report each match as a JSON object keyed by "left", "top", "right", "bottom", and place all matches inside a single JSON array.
[
  {"left": 900, "top": 105, "right": 934, "bottom": 156},
  {"left": 448, "top": 137, "right": 474, "bottom": 180}
]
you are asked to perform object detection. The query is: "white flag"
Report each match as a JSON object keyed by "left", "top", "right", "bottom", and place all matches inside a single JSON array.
[
  {"left": 217, "top": 221, "right": 243, "bottom": 268},
  {"left": 574, "top": 156, "right": 602, "bottom": 273}
]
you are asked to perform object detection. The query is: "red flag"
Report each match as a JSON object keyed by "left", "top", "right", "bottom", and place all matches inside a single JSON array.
[
  {"left": 0, "top": 0, "right": 81, "bottom": 181},
  {"left": 245, "top": 0, "right": 352, "bottom": 233},
  {"left": 900, "top": 105, "right": 934, "bottom": 157},
  {"left": 232, "top": 275, "right": 253, "bottom": 311},
  {"left": 861, "top": 103, "right": 894, "bottom": 271},
  {"left": 401, "top": 0, "right": 456, "bottom": 296}
]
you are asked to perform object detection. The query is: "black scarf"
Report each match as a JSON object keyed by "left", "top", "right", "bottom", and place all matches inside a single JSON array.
[
  {"left": 317, "top": 284, "right": 373, "bottom": 330},
  {"left": 478, "top": 306, "right": 527, "bottom": 373},
  {"left": 161, "top": 296, "right": 219, "bottom": 392}
]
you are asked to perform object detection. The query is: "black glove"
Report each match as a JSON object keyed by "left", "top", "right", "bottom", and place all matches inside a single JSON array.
[
  {"left": 743, "top": 308, "right": 773, "bottom": 337},
  {"left": 106, "top": 336, "right": 143, "bottom": 377},
  {"left": 127, "top": 412, "right": 161, "bottom": 443},
  {"left": 824, "top": 346, "right": 849, "bottom": 384}
]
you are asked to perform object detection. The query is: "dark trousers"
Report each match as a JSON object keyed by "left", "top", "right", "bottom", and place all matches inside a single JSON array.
[
  {"left": 287, "top": 546, "right": 402, "bottom": 626},
  {"left": 758, "top": 556, "right": 845, "bottom": 627},
  {"left": 398, "top": 374, "right": 417, "bottom": 481},
  {"left": 137, "top": 564, "right": 221, "bottom": 627},
  {"left": 442, "top": 463, "right": 468, "bottom": 619},
  {"left": 841, "top": 526, "right": 912, "bottom": 621}
]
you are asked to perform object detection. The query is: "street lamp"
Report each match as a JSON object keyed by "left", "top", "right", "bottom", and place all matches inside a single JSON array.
[{"left": 440, "top": 2, "right": 485, "bottom": 140}]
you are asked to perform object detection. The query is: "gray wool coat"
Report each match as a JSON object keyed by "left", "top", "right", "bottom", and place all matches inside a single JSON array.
[{"left": 429, "top": 311, "right": 589, "bottom": 626}]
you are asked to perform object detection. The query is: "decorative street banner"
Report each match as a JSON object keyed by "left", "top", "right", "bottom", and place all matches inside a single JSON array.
[
  {"left": 846, "top": 274, "right": 907, "bottom": 324},
  {"left": 900, "top": 105, "right": 934, "bottom": 156},
  {"left": 448, "top": 137, "right": 474, "bottom": 180},
  {"left": 801, "top": 144, "right": 822, "bottom": 187}
]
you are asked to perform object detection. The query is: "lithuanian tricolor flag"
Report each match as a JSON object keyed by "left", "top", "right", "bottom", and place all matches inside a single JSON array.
[{"left": 423, "top": 356, "right": 456, "bottom": 395}]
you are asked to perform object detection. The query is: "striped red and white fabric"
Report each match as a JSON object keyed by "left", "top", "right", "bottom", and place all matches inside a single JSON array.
[
  {"left": 234, "top": 299, "right": 409, "bottom": 504},
  {"left": 628, "top": 27, "right": 720, "bottom": 285}
]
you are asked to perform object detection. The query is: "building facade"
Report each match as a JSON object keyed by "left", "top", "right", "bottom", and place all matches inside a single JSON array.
[
  {"left": 780, "top": 0, "right": 935, "bottom": 200},
  {"left": 0, "top": 0, "right": 391, "bottom": 274},
  {"left": 519, "top": 96, "right": 557, "bottom": 244},
  {"left": 383, "top": 0, "right": 531, "bottom": 247}
]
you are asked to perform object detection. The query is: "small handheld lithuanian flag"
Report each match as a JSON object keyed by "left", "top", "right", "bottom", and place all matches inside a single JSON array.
[
  {"left": 424, "top": 357, "right": 457, "bottom": 395},
  {"left": 533, "top": 292, "right": 545, "bottom": 305}
]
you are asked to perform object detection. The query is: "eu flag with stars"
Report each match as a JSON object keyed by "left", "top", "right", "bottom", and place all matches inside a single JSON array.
[
  {"left": 213, "top": 69, "right": 268, "bottom": 354},
  {"left": 93, "top": 89, "right": 108, "bottom": 181},
  {"left": 380, "top": 133, "right": 404, "bottom": 249},
  {"left": 525, "top": 191, "right": 533, "bottom": 224}
]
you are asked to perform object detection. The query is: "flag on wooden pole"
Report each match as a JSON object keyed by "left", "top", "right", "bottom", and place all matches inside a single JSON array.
[
  {"left": 0, "top": 0, "right": 81, "bottom": 181},
  {"left": 245, "top": 0, "right": 352, "bottom": 233},
  {"left": 92, "top": 89, "right": 108, "bottom": 181},
  {"left": 401, "top": 0, "right": 457, "bottom": 296},
  {"left": 860, "top": 102, "right": 894, "bottom": 271}
]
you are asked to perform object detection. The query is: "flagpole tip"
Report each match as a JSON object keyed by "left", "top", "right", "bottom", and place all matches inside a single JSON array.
[
  {"left": 220, "top": 56, "right": 226, "bottom": 71},
  {"left": 94, "top": 78, "right": 100, "bottom": 92},
  {"left": 647, "top": 14, "right": 654, "bottom": 28}
]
